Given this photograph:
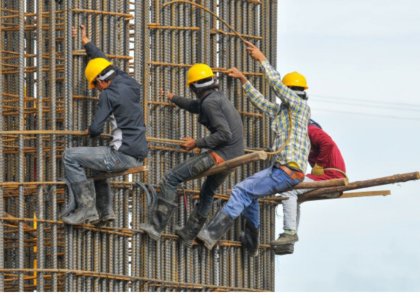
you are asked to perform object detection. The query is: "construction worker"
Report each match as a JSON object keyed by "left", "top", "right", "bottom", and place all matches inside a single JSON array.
[
  {"left": 197, "top": 41, "right": 311, "bottom": 257},
  {"left": 139, "top": 64, "right": 244, "bottom": 246},
  {"left": 61, "top": 25, "right": 148, "bottom": 225},
  {"left": 271, "top": 119, "right": 347, "bottom": 255}
]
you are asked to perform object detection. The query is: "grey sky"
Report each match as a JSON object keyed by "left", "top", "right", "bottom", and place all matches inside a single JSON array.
[{"left": 273, "top": 0, "right": 420, "bottom": 291}]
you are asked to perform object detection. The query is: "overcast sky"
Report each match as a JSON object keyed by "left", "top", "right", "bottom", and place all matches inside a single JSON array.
[{"left": 273, "top": 0, "right": 420, "bottom": 292}]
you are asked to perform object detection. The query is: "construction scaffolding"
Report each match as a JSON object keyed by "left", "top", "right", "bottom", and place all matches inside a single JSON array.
[{"left": 0, "top": 0, "right": 279, "bottom": 291}]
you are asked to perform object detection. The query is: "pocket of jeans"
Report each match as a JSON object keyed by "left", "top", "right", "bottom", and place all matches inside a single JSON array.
[
  {"left": 270, "top": 166, "right": 295, "bottom": 191},
  {"left": 190, "top": 154, "right": 215, "bottom": 176}
]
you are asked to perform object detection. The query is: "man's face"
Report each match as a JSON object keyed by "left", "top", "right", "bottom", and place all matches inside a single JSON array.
[{"left": 94, "top": 79, "right": 110, "bottom": 91}]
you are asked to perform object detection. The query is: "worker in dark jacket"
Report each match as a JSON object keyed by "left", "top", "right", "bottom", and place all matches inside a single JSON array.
[
  {"left": 139, "top": 63, "right": 244, "bottom": 246},
  {"left": 271, "top": 119, "right": 347, "bottom": 255},
  {"left": 62, "top": 25, "right": 147, "bottom": 225}
]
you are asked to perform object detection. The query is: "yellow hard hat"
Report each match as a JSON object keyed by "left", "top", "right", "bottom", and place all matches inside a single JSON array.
[
  {"left": 187, "top": 63, "right": 214, "bottom": 86},
  {"left": 282, "top": 71, "right": 308, "bottom": 90},
  {"left": 85, "top": 58, "right": 112, "bottom": 89}
]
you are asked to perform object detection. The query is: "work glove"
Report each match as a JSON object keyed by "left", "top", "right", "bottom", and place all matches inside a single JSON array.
[{"left": 311, "top": 163, "right": 324, "bottom": 176}]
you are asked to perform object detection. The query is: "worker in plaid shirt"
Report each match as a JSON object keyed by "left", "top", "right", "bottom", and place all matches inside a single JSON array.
[{"left": 198, "top": 41, "right": 311, "bottom": 257}]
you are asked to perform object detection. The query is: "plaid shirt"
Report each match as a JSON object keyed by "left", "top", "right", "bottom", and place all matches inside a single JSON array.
[{"left": 242, "top": 60, "right": 311, "bottom": 173}]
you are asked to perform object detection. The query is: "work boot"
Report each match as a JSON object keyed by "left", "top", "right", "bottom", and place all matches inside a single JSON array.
[
  {"left": 272, "top": 243, "right": 295, "bottom": 255},
  {"left": 91, "top": 180, "right": 116, "bottom": 226},
  {"left": 62, "top": 180, "right": 99, "bottom": 225},
  {"left": 240, "top": 221, "right": 259, "bottom": 257},
  {"left": 175, "top": 207, "right": 207, "bottom": 247},
  {"left": 271, "top": 232, "right": 299, "bottom": 246},
  {"left": 197, "top": 209, "right": 234, "bottom": 250},
  {"left": 139, "top": 196, "right": 177, "bottom": 241}
]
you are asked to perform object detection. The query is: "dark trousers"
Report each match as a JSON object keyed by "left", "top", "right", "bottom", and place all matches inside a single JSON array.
[{"left": 159, "top": 152, "right": 229, "bottom": 217}]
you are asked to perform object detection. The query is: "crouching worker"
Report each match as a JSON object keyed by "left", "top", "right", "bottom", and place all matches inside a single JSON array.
[
  {"left": 61, "top": 25, "right": 147, "bottom": 225},
  {"left": 197, "top": 41, "right": 311, "bottom": 257},
  {"left": 271, "top": 119, "right": 347, "bottom": 254},
  {"left": 139, "top": 64, "right": 244, "bottom": 246}
]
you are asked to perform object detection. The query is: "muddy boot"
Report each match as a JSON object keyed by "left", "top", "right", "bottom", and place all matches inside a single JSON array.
[
  {"left": 197, "top": 209, "right": 234, "bottom": 250},
  {"left": 62, "top": 180, "right": 99, "bottom": 225},
  {"left": 240, "top": 221, "right": 259, "bottom": 257},
  {"left": 271, "top": 232, "right": 298, "bottom": 246},
  {"left": 175, "top": 207, "right": 207, "bottom": 247},
  {"left": 272, "top": 243, "right": 295, "bottom": 255},
  {"left": 91, "top": 180, "right": 115, "bottom": 226},
  {"left": 139, "top": 196, "right": 177, "bottom": 241}
]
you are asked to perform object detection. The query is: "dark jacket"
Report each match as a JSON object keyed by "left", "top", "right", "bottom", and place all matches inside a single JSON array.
[
  {"left": 84, "top": 42, "right": 148, "bottom": 159},
  {"left": 172, "top": 90, "right": 244, "bottom": 160}
]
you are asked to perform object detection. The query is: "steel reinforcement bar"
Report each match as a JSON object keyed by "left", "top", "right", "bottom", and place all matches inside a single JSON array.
[{"left": 0, "top": 0, "right": 278, "bottom": 292}]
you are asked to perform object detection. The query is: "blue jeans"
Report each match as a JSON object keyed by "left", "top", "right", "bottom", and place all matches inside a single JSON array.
[
  {"left": 159, "top": 152, "right": 229, "bottom": 217},
  {"left": 63, "top": 146, "right": 142, "bottom": 183},
  {"left": 222, "top": 165, "right": 302, "bottom": 229}
]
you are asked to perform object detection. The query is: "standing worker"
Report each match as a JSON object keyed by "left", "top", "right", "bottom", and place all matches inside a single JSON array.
[
  {"left": 139, "top": 64, "right": 244, "bottom": 246},
  {"left": 61, "top": 25, "right": 148, "bottom": 225},
  {"left": 197, "top": 41, "right": 311, "bottom": 257},
  {"left": 272, "top": 119, "right": 347, "bottom": 255}
]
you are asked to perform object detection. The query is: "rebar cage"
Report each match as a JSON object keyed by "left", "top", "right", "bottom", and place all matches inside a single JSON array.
[{"left": 0, "top": 0, "right": 279, "bottom": 291}]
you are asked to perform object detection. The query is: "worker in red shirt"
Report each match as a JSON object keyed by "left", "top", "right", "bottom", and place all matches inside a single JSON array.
[{"left": 271, "top": 119, "right": 347, "bottom": 254}]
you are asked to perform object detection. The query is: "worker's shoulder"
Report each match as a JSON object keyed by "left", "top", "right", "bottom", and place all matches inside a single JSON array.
[{"left": 202, "top": 90, "right": 228, "bottom": 106}]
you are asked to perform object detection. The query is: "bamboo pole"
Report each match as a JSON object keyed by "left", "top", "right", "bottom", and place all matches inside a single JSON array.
[{"left": 299, "top": 172, "right": 419, "bottom": 202}]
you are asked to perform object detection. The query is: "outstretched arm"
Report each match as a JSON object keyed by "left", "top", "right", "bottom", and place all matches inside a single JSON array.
[
  {"left": 227, "top": 67, "right": 280, "bottom": 119},
  {"left": 73, "top": 25, "right": 107, "bottom": 60},
  {"left": 244, "top": 41, "right": 301, "bottom": 107}
]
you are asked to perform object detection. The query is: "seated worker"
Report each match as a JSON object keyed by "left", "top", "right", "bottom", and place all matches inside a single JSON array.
[
  {"left": 139, "top": 64, "right": 244, "bottom": 246},
  {"left": 197, "top": 41, "right": 311, "bottom": 257},
  {"left": 271, "top": 119, "right": 347, "bottom": 255},
  {"left": 61, "top": 25, "right": 147, "bottom": 225}
]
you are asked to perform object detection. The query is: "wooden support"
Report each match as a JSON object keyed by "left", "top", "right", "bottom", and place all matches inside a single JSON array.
[
  {"left": 339, "top": 190, "right": 391, "bottom": 198},
  {"left": 294, "top": 178, "right": 347, "bottom": 189},
  {"left": 188, "top": 151, "right": 268, "bottom": 180},
  {"left": 299, "top": 171, "right": 419, "bottom": 202}
]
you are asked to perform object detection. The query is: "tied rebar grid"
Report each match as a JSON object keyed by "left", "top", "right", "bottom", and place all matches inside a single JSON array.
[{"left": 0, "top": 0, "right": 278, "bottom": 292}]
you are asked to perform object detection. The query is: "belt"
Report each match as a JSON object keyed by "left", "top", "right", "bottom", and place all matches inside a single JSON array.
[{"left": 274, "top": 163, "right": 305, "bottom": 181}]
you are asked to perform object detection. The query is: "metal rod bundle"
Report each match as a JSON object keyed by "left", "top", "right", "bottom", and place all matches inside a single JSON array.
[{"left": 0, "top": 0, "right": 279, "bottom": 291}]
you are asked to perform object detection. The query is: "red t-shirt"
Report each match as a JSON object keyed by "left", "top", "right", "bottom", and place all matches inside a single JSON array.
[{"left": 306, "top": 124, "right": 346, "bottom": 181}]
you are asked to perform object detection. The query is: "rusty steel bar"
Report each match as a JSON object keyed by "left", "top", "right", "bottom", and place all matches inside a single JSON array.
[{"left": 0, "top": 0, "right": 278, "bottom": 291}]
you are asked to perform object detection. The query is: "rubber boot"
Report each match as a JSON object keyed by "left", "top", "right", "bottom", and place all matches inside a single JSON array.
[
  {"left": 62, "top": 180, "right": 99, "bottom": 225},
  {"left": 91, "top": 180, "right": 116, "bottom": 226},
  {"left": 139, "top": 196, "right": 177, "bottom": 241},
  {"left": 240, "top": 221, "right": 259, "bottom": 257},
  {"left": 197, "top": 209, "right": 234, "bottom": 250},
  {"left": 175, "top": 207, "right": 207, "bottom": 247},
  {"left": 272, "top": 243, "right": 295, "bottom": 255}
]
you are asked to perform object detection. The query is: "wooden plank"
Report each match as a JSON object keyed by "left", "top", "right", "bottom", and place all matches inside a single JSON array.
[
  {"left": 294, "top": 178, "right": 347, "bottom": 189},
  {"left": 339, "top": 190, "right": 391, "bottom": 198},
  {"left": 188, "top": 151, "right": 268, "bottom": 180}
]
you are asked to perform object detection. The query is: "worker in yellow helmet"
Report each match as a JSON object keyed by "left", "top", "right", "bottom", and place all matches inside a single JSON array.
[
  {"left": 197, "top": 41, "right": 311, "bottom": 257},
  {"left": 139, "top": 63, "right": 244, "bottom": 246},
  {"left": 61, "top": 25, "right": 148, "bottom": 226}
]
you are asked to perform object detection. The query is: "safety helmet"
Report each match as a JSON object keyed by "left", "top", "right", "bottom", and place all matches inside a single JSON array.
[
  {"left": 85, "top": 58, "right": 113, "bottom": 89},
  {"left": 186, "top": 63, "right": 214, "bottom": 86},
  {"left": 282, "top": 71, "right": 308, "bottom": 90}
]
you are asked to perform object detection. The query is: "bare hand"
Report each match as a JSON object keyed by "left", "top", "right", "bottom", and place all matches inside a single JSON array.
[
  {"left": 180, "top": 137, "right": 196, "bottom": 151},
  {"left": 227, "top": 67, "right": 248, "bottom": 85},
  {"left": 79, "top": 24, "right": 90, "bottom": 45},
  {"left": 160, "top": 89, "right": 175, "bottom": 101},
  {"left": 244, "top": 40, "right": 266, "bottom": 62}
]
